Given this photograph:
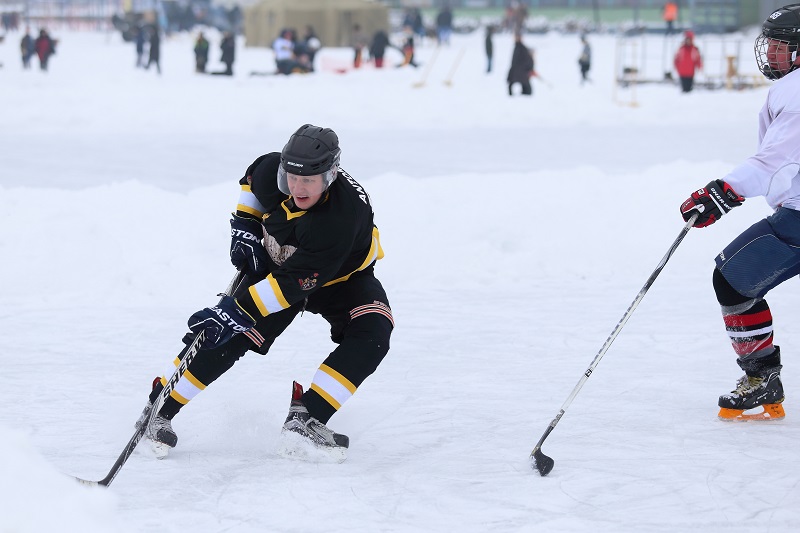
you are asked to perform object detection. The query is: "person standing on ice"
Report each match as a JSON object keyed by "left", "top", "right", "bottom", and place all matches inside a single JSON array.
[
  {"left": 136, "top": 124, "right": 394, "bottom": 462},
  {"left": 679, "top": 4, "right": 800, "bottom": 422},
  {"left": 507, "top": 32, "right": 533, "bottom": 96},
  {"left": 578, "top": 33, "right": 591, "bottom": 85},
  {"left": 673, "top": 30, "right": 702, "bottom": 92}
]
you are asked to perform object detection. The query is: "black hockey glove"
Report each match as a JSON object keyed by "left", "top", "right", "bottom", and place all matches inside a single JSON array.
[
  {"left": 230, "top": 214, "right": 269, "bottom": 275},
  {"left": 680, "top": 179, "right": 744, "bottom": 228},
  {"left": 187, "top": 296, "right": 256, "bottom": 349}
]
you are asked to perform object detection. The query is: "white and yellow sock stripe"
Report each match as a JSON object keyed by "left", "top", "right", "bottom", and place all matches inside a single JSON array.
[
  {"left": 160, "top": 357, "right": 207, "bottom": 406},
  {"left": 309, "top": 364, "right": 357, "bottom": 411}
]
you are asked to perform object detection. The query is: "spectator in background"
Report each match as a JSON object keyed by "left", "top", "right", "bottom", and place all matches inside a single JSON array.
[
  {"left": 397, "top": 25, "right": 419, "bottom": 68},
  {"left": 34, "top": 28, "right": 56, "bottom": 72},
  {"left": 578, "top": 33, "right": 591, "bottom": 84},
  {"left": 663, "top": 2, "right": 679, "bottom": 35},
  {"left": 485, "top": 25, "right": 494, "bottom": 73},
  {"left": 301, "top": 26, "right": 321, "bottom": 71},
  {"left": 218, "top": 31, "right": 235, "bottom": 75},
  {"left": 352, "top": 24, "right": 368, "bottom": 69},
  {"left": 674, "top": 30, "right": 702, "bottom": 92},
  {"left": 194, "top": 32, "right": 209, "bottom": 73},
  {"left": 135, "top": 25, "right": 147, "bottom": 68},
  {"left": 273, "top": 29, "right": 297, "bottom": 75},
  {"left": 370, "top": 29, "right": 390, "bottom": 69},
  {"left": 146, "top": 26, "right": 161, "bottom": 74},
  {"left": 507, "top": 33, "right": 533, "bottom": 96},
  {"left": 436, "top": 4, "right": 453, "bottom": 46},
  {"left": 403, "top": 7, "right": 425, "bottom": 44},
  {"left": 20, "top": 27, "right": 34, "bottom": 69}
]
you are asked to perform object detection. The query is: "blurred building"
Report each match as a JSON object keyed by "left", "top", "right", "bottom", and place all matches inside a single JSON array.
[{"left": 244, "top": 0, "right": 389, "bottom": 48}]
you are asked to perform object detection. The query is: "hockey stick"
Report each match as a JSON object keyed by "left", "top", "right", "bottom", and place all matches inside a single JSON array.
[
  {"left": 74, "top": 269, "right": 246, "bottom": 487},
  {"left": 443, "top": 47, "right": 466, "bottom": 87},
  {"left": 412, "top": 47, "right": 440, "bottom": 88},
  {"left": 530, "top": 213, "right": 698, "bottom": 476}
]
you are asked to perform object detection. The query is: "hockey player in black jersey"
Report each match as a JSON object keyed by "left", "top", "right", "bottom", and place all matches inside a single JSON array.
[{"left": 138, "top": 124, "right": 393, "bottom": 462}]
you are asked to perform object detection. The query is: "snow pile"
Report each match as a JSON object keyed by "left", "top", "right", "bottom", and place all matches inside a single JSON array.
[{"left": 0, "top": 424, "right": 130, "bottom": 533}]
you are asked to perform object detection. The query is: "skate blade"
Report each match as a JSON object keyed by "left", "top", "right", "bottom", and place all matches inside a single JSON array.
[
  {"left": 276, "top": 430, "right": 347, "bottom": 464},
  {"left": 718, "top": 403, "right": 785, "bottom": 421}
]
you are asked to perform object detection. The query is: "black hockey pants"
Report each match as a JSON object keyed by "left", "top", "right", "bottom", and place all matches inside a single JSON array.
[{"left": 155, "top": 267, "right": 393, "bottom": 423}]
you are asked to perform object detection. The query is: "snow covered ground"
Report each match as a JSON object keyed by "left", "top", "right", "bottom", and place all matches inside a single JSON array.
[{"left": 1, "top": 26, "right": 798, "bottom": 533}]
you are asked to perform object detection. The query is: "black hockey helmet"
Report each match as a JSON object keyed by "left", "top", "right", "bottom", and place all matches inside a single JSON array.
[
  {"left": 277, "top": 124, "right": 341, "bottom": 195},
  {"left": 755, "top": 3, "right": 800, "bottom": 79}
]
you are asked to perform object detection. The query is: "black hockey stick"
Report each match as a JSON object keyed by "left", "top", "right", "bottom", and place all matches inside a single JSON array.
[
  {"left": 74, "top": 269, "right": 245, "bottom": 487},
  {"left": 530, "top": 214, "right": 698, "bottom": 476}
]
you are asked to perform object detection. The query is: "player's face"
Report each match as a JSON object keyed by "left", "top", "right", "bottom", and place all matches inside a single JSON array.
[
  {"left": 766, "top": 38, "right": 797, "bottom": 75},
  {"left": 287, "top": 173, "right": 325, "bottom": 209}
]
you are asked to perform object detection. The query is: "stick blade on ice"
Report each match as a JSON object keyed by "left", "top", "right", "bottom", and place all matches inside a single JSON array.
[{"left": 530, "top": 448, "right": 554, "bottom": 476}]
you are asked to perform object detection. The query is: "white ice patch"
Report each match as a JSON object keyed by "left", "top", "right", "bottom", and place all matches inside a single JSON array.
[
  {"left": 138, "top": 437, "right": 171, "bottom": 460},
  {"left": 276, "top": 429, "right": 347, "bottom": 464}
]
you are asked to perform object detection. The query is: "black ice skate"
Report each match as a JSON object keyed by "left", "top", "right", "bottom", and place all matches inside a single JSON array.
[
  {"left": 134, "top": 377, "right": 178, "bottom": 458},
  {"left": 718, "top": 351, "right": 785, "bottom": 421},
  {"left": 277, "top": 381, "right": 349, "bottom": 463}
]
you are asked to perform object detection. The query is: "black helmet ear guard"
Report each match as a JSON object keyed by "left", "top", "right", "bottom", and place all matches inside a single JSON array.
[
  {"left": 755, "top": 4, "right": 800, "bottom": 80},
  {"left": 278, "top": 124, "right": 341, "bottom": 195}
]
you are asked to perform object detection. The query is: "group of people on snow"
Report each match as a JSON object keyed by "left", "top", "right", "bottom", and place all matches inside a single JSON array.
[{"left": 19, "top": 27, "right": 56, "bottom": 71}]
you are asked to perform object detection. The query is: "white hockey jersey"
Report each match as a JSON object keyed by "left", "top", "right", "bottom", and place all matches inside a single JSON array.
[{"left": 723, "top": 68, "right": 800, "bottom": 210}]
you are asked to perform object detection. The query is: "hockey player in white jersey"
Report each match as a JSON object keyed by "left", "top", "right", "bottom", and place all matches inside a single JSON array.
[{"left": 679, "top": 4, "right": 800, "bottom": 421}]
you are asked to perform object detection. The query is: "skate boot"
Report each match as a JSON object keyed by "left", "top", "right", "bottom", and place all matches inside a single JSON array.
[
  {"left": 718, "top": 348, "right": 785, "bottom": 421},
  {"left": 134, "top": 377, "right": 178, "bottom": 458},
  {"left": 277, "top": 381, "right": 349, "bottom": 463}
]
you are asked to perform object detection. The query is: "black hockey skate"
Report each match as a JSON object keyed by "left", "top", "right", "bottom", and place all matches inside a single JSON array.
[
  {"left": 277, "top": 381, "right": 349, "bottom": 463},
  {"left": 718, "top": 349, "right": 785, "bottom": 421},
  {"left": 134, "top": 377, "right": 178, "bottom": 458}
]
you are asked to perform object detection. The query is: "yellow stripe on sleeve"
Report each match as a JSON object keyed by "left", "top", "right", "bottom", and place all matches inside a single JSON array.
[
  {"left": 268, "top": 275, "right": 290, "bottom": 309},
  {"left": 249, "top": 285, "right": 270, "bottom": 316}
]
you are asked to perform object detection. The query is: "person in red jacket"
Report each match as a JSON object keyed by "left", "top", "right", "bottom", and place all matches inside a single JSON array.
[{"left": 674, "top": 30, "right": 703, "bottom": 92}]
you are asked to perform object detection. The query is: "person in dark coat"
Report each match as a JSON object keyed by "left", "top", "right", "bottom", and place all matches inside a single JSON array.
[
  {"left": 507, "top": 33, "right": 534, "bottom": 96},
  {"left": 214, "top": 32, "right": 235, "bottom": 76},
  {"left": 135, "top": 25, "right": 146, "bottom": 68},
  {"left": 578, "top": 34, "right": 591, "bottom": 84},
  {"left": 194, "top": 32, "right": 209, "bottom": 73},
  {"left": 370, "top": 29, "right": 390, "bottom": 69},
  {"left": 300, "top": 26, "right": 320, "bottom": 72},
  {"left": 485, "top": 25, "right": 494, "bottom": 73},
  {"left": 436, "top": 5, "right": 453, "bottom": 46},
  {"left": 20, "top": 27, "right": 34, "bottom": 69},
  {"left": 34, "top": 29, "right": 55, "bottom": 71},
  {"left": 146, "top": 26, "right": 161, "bottom": 74}
]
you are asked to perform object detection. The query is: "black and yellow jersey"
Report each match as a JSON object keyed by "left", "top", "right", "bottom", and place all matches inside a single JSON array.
[{"left": 234, "top": 152, "right": 384, "bottom": 318}]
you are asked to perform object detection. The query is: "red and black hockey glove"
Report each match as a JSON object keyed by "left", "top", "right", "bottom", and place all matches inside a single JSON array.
[{"left": 680, "top": 179, "right": 744, "bottom": 228}]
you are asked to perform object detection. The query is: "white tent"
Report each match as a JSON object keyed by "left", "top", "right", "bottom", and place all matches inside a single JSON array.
[{"left": 244, "top": 0, "right": 389, "bottom": 48}]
